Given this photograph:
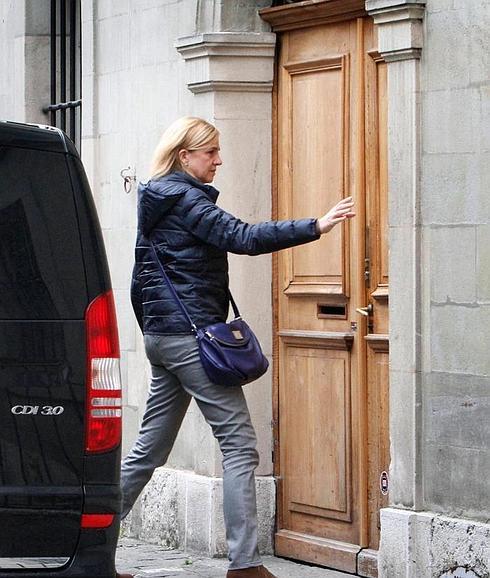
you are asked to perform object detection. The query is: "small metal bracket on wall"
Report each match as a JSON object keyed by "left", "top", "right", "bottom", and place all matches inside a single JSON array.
[{"left": 120, "top": 166, "right": 137, "bottom": 194}]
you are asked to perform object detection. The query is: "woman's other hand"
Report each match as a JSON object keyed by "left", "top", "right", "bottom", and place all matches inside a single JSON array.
[{"left": 316, "top": 196, "right": 355, "bottom": 235}]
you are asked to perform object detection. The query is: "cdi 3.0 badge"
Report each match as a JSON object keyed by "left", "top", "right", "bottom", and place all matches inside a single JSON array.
[{"left": 11, "top": 405, "right": 65, "bottom": 416}]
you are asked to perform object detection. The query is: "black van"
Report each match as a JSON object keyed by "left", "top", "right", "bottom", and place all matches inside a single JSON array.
[{"left": 0, "top": 121, "right": 122, "bottom": 577}]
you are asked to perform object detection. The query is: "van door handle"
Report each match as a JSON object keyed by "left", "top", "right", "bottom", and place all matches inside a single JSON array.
[{"left": 356, "top": 303, "right": 373, "bottom": 317}]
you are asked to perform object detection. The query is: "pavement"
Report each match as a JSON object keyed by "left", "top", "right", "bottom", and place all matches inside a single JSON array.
[{"left": 116, "top": 538, "right": 356, "bottom": 578}]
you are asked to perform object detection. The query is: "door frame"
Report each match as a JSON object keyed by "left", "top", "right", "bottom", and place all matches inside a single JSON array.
[{"left": 261, "top": 1, "right": 388, "bottom": 574}]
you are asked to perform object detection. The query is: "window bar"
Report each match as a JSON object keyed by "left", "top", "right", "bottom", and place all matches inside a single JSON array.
[
  {"left": 60, "top": 0, "right": 67, "bottom": 131},
  {"left": 50, "top": 0, "right": 57, "bottom": 127},
  {"left": 70, "top": 0, "right": 76, "bottom": 141}
]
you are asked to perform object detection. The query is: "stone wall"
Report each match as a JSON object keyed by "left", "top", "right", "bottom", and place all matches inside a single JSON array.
[
  {"left": 373, "top": 0, "right": 490, "bottom": 575},
  {"left": 420, "top": 0, "right": 490, "bottom": 523},
  {"left": 0, "top": 1, "right": 18, "bottom": 120},
  {"left": 0, "top": 0, "right": 51, "bottom": 123},
  {"left": 81, "top": 0, "right": 277, "bottom": 554},
  {"left": 379, "top": 509, "right": 490, "bottom": 578},
  {"left": 81, "top": 0, "right": 197, "bottom": 464}
]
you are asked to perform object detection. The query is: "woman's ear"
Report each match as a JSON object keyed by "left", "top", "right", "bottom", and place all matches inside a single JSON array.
[{"left": 178, "top": 148, "right": 189, "bottom": 167}]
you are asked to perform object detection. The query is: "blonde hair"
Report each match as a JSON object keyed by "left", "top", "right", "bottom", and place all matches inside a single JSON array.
[{"left": 150, "top": 116, "right": 219, "bottom": 179}]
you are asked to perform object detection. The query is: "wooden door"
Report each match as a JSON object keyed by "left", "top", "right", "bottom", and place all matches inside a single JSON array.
[{"left": 269, "top": 10, "right": 389, "bottom": 577}]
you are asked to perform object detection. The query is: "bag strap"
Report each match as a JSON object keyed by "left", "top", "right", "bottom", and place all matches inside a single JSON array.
[
  {"left": 149, "top": 241, "right": 241, "bottom": 332},
  {"left": 150, "top": 241, "right": 197, "bottom": 332},
  {"left": 227, "top": 289, "right": 241, "bottom": 320}
]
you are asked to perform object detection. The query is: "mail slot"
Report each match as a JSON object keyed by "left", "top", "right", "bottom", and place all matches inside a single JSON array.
[{"left": 317, "top": 304, "right": 347, "bottom": 318}]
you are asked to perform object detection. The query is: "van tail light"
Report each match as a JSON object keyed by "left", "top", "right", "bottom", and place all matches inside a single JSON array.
[
  {"left": 81, "top": 513, "right": 115, "bottom": 529},
  {"left": 85, "top": 290, "right": 122, "bottom": 453}
]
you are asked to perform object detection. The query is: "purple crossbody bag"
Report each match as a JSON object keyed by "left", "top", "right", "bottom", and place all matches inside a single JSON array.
[{"left": 150, "top": 242, "right": 269, "bottom": 387}]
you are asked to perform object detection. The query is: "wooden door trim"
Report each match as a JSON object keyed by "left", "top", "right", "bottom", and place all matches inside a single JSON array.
[
  {"left": 275, "top": 530, "right": 361, "bottom": 574},
  {"left": 371, "top": 286, "right": 389, "bottom": 301},
  {"left": 365, "top": 334, "right": 389, "bottom": 352},
  {"left": 284, "top": 55, "right": 345, "bottom": 73},
  {"left": 278, "top": 330, "right": 354, "bottom": 351},
  {"left": 271, "top": 29, "right": 282, "bottom": 531},
  {"left": 260, "top": 0, "right": 367, "bottom": 32}
]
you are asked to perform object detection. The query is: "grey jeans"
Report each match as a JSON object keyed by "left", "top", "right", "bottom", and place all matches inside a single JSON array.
[{"left": 120, "top": 334, "right": 262, "bottom": 570}]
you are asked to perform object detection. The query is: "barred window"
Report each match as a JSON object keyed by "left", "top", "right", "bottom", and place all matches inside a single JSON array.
[{"left": 45, "top": 0, "right": 82, "bottom": 151}]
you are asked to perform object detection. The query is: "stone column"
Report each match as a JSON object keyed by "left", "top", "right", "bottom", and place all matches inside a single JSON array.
[
  {"left": 365, "top": 1, "right": 426, "bottom": 576},
  {"left": 173, "top": 30, "right": 278, "bottom": 557},
  {"left": 3, "top": 0, "right": 51, "bottom": 124}
]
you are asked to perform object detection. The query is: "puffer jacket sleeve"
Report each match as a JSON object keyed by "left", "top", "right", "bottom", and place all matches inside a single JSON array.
[{"left": 177, "top": 188, "right": 320, "bottom": 255}]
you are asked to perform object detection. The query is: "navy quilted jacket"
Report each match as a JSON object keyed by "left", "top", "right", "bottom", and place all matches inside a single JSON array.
[{"left": 131, "top": 171, "right": 320, "bottom": 334}]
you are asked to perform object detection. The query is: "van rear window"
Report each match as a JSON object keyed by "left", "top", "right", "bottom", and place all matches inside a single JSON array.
[{"left": 0, "top": 147, "right": 87, "bottom": 319}]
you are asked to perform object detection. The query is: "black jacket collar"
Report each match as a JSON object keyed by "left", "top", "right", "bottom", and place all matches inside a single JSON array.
[{"left": 162, "top": 171, "right": 220, "bottom": 202}]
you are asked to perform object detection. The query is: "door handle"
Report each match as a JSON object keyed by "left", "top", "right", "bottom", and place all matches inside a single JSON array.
[{"left": 356, "top": 303, "right": 373, "bottom": 317}]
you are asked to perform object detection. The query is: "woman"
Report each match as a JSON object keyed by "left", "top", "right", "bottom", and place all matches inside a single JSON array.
[{"left": 121, "top": 117, "right": 355, "bottom": 578}]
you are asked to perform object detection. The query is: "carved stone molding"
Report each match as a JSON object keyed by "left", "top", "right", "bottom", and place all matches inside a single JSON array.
[
  {"left": 175, "top": 32, "right": 276, "bottom": 94},
  {"left": 365, "top": 0, "right": 426, "bottom": 61}
]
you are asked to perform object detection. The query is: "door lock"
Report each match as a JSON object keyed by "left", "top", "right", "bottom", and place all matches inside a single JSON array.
[{"left": 356, "top": 303, "right": 373, "bottom": 317}]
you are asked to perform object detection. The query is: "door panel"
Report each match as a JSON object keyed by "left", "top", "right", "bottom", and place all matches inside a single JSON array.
[
  {"left": 279, "top": 40, "right": 350, "bottom": 302},
  {"left": 281, "top": 340, "right": 351, "bottom": 522},
  {"left": 274, "top": 14, "right": 389, "bottom": 576}
]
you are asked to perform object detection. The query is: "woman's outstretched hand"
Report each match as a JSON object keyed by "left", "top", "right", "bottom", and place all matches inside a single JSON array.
[{"left": 316, "top": 196, "right": 355, "bottom": 235}]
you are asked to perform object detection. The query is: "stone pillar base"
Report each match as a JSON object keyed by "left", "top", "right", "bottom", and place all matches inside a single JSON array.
[
  {"left": 379, "top": 508, "right": 490, "bottom": 578},
  {"left": 122, "top": 467, "right": 276, "bottom": 558}
]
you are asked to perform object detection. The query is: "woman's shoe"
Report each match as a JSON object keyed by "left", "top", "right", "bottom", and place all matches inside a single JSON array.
[{"left": 226, "top": 565, "right": 277, "bottom": 577}]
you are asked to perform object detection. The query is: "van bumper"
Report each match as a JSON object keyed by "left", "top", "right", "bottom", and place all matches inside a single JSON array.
[{"left": 0, "top": 516, "right": 121, "bottom": 578}]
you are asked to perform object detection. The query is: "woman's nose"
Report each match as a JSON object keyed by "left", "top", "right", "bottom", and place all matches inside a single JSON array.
[{"left": 215, "top": 154, "right": 222, "bottom": 165}]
